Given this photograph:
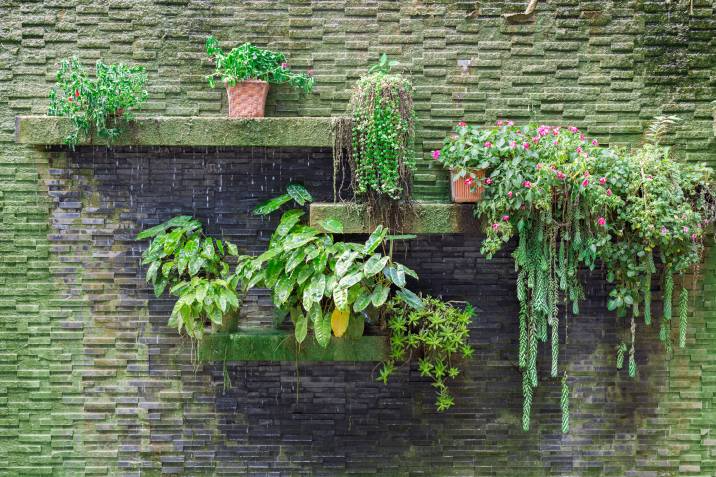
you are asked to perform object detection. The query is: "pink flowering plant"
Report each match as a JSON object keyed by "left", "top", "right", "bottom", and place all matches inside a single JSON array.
[{"left": 435, "top": 118, "right": 715, "bottom": 433}]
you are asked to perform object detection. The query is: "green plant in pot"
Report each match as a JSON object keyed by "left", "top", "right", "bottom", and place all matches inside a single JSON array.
[
  {"left": 337, "top": 54, "right": 415, "bottom": 227},
  {"left": 48, "top": 57, "right": 148, "bottom": 148},
  {"left": 136, "top": 216, "right": 246, "bottom": 342},
  {"left": 435, "top": 117, "right": 715, "bottom": 432},
  {"left": 239, "top": 184, "right": 424, "bottom": 347},
  {"left": 205, "top": 36, "right": 315, "bottom": 118}
]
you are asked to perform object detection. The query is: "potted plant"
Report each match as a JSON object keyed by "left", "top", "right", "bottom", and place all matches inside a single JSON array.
[
  {"left": 432, "top": 121, "right": 503, "bottom": 203},
  {"left": 205, "top": 36, "right": 315, "bottom": 118},
  {"left": 48, "top": 57, "right": 148, "bottom": 148}
]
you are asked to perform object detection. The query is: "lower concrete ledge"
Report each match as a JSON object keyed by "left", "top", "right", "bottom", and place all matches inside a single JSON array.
[
  {"left": 309, "top": 202, "right": 480, "bottom": 234},
  {"left": 197, "top": 330, "right": 389, "bottom": 362}
]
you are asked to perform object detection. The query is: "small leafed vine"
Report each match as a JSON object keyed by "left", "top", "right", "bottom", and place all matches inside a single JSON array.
[
  {"left": 436, "top": 117, "right": 714, "bottom": 431},
  {"left": 344, "top": 54, "right": 416, "bottom": 227}
]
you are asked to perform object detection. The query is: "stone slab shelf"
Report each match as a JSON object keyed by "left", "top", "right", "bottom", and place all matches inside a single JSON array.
[
  {"left": 15, "top": 115, "right": 339, "bottom": 147},
  {"left": 197, "top": 329, "right": 388, "bottom": 362},
  {"left": 309, "top": 202, "right": 480, "bottom": 234}
]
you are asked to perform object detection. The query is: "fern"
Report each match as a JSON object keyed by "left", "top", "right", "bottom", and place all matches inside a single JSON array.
[
  {"left": 644, "top": 115, "right": 682, "bottom": 146},
  {"left": 679, "top": 287, "right": 688, "bottom": 348}
]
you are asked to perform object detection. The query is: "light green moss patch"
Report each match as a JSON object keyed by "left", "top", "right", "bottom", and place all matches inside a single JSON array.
[
  {"left": 309, "top": 202, "right": 480, "bottom": 234},
  {"left": 198, "top": 329, "right": 388, "bottom": 362}
]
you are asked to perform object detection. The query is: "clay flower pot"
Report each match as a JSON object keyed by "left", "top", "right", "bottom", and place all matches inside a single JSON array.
[
  {"left": 226, "top": 80, "right": 270, "bottom": 118},
  {"left": 450, "top": 169, "right": 485, "bottom": 203}
]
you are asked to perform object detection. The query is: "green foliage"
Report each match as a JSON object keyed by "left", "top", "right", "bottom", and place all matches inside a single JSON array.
[
  {"left": 436, "top": 119, "right": 714, "bottom": 431},
  {"left": 136, "top": 216, "right": 243, "bottom": 341},
  {"left": 48, "top": 57, "right": 148, "bottom": 148},
  {"left": 379, "top": 296, "right": 474, "bottom": 412},
  {"left": 239, "top": 187, "right": 423, "bottom": 347},
  {"left": 205, "top": 36, "right": 314, "bottom": 92},
  {"left": 349, "top": 55, "right": 415, "bottom": 200}
]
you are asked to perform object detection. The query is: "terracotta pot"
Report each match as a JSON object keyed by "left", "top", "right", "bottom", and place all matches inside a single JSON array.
[
  {"left": 226, "top": 80, "right": 270, "bottom": 118},
  {"left": 450, "top": 169, "right": 485, "bottom": 203}
]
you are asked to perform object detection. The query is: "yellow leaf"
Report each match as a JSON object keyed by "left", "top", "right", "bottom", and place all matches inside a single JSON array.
[{"left": 331, "top": 308, "right": 350, "bottom": 338}]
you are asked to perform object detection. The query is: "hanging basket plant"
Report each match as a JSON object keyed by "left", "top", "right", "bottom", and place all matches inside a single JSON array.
[
  {"left": 435, "top": 117, "right": 715, "bottom": 432},
  {"left": 340, "top": 54, "right": 416, "bottom": 227}
]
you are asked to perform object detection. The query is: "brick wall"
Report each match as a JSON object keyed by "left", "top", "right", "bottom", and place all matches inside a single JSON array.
[{"left": 1, "top": 1, "right": 715, "bottom": 475}]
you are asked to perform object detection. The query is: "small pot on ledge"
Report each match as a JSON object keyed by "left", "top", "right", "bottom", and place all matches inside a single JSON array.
[
  {"left": 450, "top": 169, "right": 485, "bottom": 203},
  {"left": 226, "top": 80, "right": 270, "bottom": 118}
]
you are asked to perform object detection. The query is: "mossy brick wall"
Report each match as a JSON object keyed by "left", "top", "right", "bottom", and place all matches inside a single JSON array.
[{"left": 1, "top": 0, "right": 715, "bottom": 475}]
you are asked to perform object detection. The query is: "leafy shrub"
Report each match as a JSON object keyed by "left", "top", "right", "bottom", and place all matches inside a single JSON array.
[
  {"left": 48, "top": 57, "right": 148, "bottom": 148},
  {"left": 379, "top": 296, "right": 474, "bottom": 411},
  {"left": 136, "top": 216, "right": 244, "bottom": 340},
  {"left": 239, "top": 185, "right": 424, "bottom": 346},
  {"left": 435, "top": 119, "right": 714, "bottom": 431},
  {"left": 205, "top": 36, "right": 314, "bottom": 92}
]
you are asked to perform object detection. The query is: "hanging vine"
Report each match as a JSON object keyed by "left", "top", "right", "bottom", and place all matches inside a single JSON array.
[
  {"left": 344, "top": 54, "right": 416, "bottom": 227},
  {"left": 435, "top": 117, "right": 715, "bottom": 431}
]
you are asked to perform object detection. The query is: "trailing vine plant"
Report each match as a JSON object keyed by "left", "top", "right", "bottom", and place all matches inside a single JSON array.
[
  {"left": 435, "top": 117, "right": 714, "bottom": 431},
  {"left": 343, "top": 54, "right": 416, "bottom": 227},
  {"left": 379, "top": 296, "right": 474, "bottom": 412},
  {"left": 48, "top": 57, "right": 148, "bottom": 148}
]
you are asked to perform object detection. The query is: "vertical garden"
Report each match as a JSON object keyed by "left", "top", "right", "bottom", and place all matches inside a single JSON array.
[{"left": 2, "top": 1, "right": 716, "bottom": 476}]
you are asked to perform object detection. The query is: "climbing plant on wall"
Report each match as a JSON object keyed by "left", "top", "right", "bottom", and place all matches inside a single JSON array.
[{"left": 435, "top": 117, "right": 715, "bottom": 432}]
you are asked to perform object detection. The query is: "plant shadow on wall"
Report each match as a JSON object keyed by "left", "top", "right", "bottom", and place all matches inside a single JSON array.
[
  {"left": 435, "top": 115, "right": 716, "bottom": 432},
  {"left": 136, "top": 184, "right": 476, "bottom": 412}
]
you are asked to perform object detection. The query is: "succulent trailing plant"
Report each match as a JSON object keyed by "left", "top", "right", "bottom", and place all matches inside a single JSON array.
[
  {"left": 136, "top": 216, "right": 244, "bottom": 341},
  {"left": 205, "top": 36, "right": 314, "bottom": 92},
  {"left": 379, "top": 296, "right": 474, "bottom": 412},
  {"left": 239, "top": 185, "right": 424, "bottom": 347},
  {"left": 48, "top": 56, "right": 148, "bottom": 148},
  {"left": 435, "top": 117, "right": 714, "bottom": 431}
]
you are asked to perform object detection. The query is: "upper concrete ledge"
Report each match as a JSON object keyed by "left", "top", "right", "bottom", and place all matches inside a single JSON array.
[{"left": 15, "top": 115, "right": 339, "bottom": 147}]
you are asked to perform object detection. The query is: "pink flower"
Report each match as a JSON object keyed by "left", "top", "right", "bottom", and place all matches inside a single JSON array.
[
  {"left": 553, "top": 140, "right": 558, "bottom": 146},
  {"left": 661, "top": 226, "right": 668, "bottom": 235},
  {"left": 523, "top": 142, "right": 530, "bottom": 150},
  {"left": 606, "top": 188, "right": 612, "bottom": 196},
  {"left": 485, "top": 178, "right": 493, "bottom": 185},
  {"left": 281, "top": 62, "right": 288, "bottom": 69},
  {"left": 484, "top": 141, "right": 492, "bottom": 148},
  {"left": 507, "top": 191, "right": 513, "bottom": 198},
  {"left": 432, "top": 150, "right": 441, "bottom": 160},
  {"left": 523, "top": 181, "right": 532, "bottom": 188},
  {"left": 683, "top": 226, "right": 689, "bottom": 233},
  {"left": 552, "top": 129, "right": 559, "bottom": 136},
  {"left": 509, "top": 141, "right": 517, "bottom": 149},
  {"left": 576, "top": 146, "right": 583, "bottom": 154},
  {"left": 582, "top": 179, "right": 589, "bottom": 187},
  {"left": 692, "top": 233, "right": 698, "bottom": 241},
  {"left": 556, "top": 171, "right": 566, "bottom": 180},
  {"left": 307, "top": 69, "right": 315, "bottom": 76},
  {"left": 492, "top": 223, "right": 500, "bottom": 231},
  {"left": 592, "top": 139, "right": 598, "bottom": 146},
  {"left": 597, "top": 217, "right": 606, "bottom": 227},
  {"left": 464, "top": 177, "right": 474, "bottom": 186},
  {"left": 584, "top": 171, "right": 590, "bottom": 177},
  {"left": 458, "top": 121, "right": 467, "bottom": 127},
  {"left": 569, "top": 126, "right": 578, "bottom": 133},
  {"left": 580, "top": 133, "right": 585, "bottom": 141},
  {"left": 496, "top": 120, "right": 503, "bottom": 126},
  {"left": 502, "top": 215, "right": 510, "bottom": 221},
  {"left": 536, "top": 163, "right": 542, "bottom": 170},
  {"left": 532, "top": 136, "right": 540, "bottom": 144},
  {"left": 599, "top": 177, "right": 607, "bottom": 185},
  {"left": 507, "top": 120, "right": 514, "bottom": 126}
]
